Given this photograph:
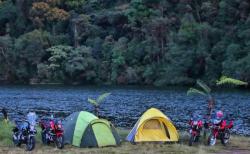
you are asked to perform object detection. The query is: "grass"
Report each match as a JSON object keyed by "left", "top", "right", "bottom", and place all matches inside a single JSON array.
[{"left": 0, "top": 121, "right": 249, "bottom": 154}]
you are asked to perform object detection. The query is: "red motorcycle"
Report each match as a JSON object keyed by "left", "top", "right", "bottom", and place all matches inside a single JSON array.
[
  {"left": 188, "top": 119, "right": 203, "bottom": 146},
  {"left": 208, "top": 119, "right": 233, "bottom": 146},
  {"left": 39, "top": 117, "right": 64, "bottom": 149}
]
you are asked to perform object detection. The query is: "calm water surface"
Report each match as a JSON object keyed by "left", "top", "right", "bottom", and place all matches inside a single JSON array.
[{"left": 0, "top": 86, "right": 249, "bottom": 135}]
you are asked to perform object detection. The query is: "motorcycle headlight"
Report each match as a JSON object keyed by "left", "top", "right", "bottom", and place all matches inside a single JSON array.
[
  {"left": 30, "top": 125, "right": 35, "bottom": 131},
  {"left": 57, "top": 124, "right": 62, "bottom": 129}
]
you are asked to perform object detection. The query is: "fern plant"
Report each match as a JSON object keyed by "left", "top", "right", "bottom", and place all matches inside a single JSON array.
[
  {"left": 187, "top": 76, "right": 248, "bottom": 118},
  {"left": 187, "top": 80, "right": 211, "bottom": 98},
  {"left": 216, "top": 76, "right": 248, "bottom": 86},
  {"left": 88, "top": 92, "right": 111, "bottom": 117}
]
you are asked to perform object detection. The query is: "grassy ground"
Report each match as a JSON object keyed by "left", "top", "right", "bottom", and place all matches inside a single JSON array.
[{"left": 0, "top": 121, "right": 249, "bottom": 154}]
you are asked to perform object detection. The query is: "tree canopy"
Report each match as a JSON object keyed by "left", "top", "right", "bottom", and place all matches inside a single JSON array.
[{"left": 0, "top": 0, "right": 250, "bottom": 86}]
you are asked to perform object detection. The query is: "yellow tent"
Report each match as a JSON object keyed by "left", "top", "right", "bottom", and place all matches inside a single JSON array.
[{"left": 126, "top": 108, "right": 179, "bottom": 142}]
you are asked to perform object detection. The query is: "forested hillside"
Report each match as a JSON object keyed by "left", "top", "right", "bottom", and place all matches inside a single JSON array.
[{"left": 0, "top": 0, "right": 250, "bottom": 86}]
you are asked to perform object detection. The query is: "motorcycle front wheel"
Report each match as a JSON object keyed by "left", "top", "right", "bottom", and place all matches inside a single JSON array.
[
  {"left": 26, "top": 136, "right": 35, "bottom": 151},
  {"left": 188, "top": 135, "right": 196, "bottom": 146},
  {"left": 55, "top": 136, "right": 64, "bottom": 149},
  {"left": 208, "top": 135, "right": 216, "bottom": 146}
]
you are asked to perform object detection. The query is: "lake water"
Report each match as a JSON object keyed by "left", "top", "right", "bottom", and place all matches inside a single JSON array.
[{"left": 0, "top": 86, "right": 249, "bottom": 135}]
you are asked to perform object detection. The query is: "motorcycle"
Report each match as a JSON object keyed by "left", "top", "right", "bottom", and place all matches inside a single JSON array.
[
  {"left": 39, "top": 117, "right": 64, "bottom": 149},
  {"left": 188, "top": 119, "right": 203, "bottom": 146},
  {"left": 208, "top": 119, "right": 233, "bottom": 146},
  {"left": 12, "top": 112, "right": 37, "bottom": 151}
]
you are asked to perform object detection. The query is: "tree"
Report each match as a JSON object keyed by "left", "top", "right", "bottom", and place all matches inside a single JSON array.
[
  {"left": 87, "top": 92, "right": 111, "bottom": 117},
  {"left": 29, "top": 2, "right": 50, "bottom": 28},
  {"left": 46, "top": 7, "right": 69, "bottom": 35},
  {"left": 187, "top": 77, "right": 248, "bottom": 118},
  {"left": 65, "top": 46, "right": 96, "bottom": 82},
  {"left": 30, "top": 1, "right": 69, "bottom": 34},
  {"left": 70, "top": 14, "right": 91, "bottom": 48},
  {"left": 146, "top": 17, "right": 169, "bottom": 64},
  {"left": 14, "top": 30, "right": 51, "bottom": 82},
  {"left": 45, "top": 45, "right": 72, "bottom": 82},
  {"left": 0, "top": 35, "right": 14, "bottom": 81},
  {"left": 63, "top": 0, "right": 85, "bottom": 9},
  {"left": 111, "top": 37, "right": 127, "bottom": 84}
]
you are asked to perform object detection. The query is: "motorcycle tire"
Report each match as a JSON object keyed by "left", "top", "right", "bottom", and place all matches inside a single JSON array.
[
  {"left": 12, "top": 135, "right": 21, "bottom": 147},
  {"left": 55, "top": 136, "right": 64, "bottom": 149},
  {"left": 195, "top": 136, "right": 200, "bottom": 142},
  {"left": 41, "top": 132, "right": 48, "bottom": 145},
  {"left": 208, "top": 134, "right": 216, "bottom": 146},
  {"left": 221, "top": 131, "right": 230, "bottom": 146},
  {"left": 26, "top": 136, "right": 35, "bottom": 151},
  {"left": 189, "top": 136, "right": 195, "bottom": 146}
]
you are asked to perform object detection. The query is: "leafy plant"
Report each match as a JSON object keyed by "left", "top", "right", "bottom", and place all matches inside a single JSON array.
[
  {"left": 216, "top": 76, "right": 248, "bottom": 86},
  {"left": 87, "top": 93, "right": 111, "bottom": 116},
  {"left": 187, "top": 79, "right": 211, "bottom": 97},
  {"left": 187, "top": 76, "right": 248, "bottom": 119}
]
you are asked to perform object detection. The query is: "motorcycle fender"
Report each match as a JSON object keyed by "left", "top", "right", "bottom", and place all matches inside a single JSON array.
[
  {"left": 56, "top": 132, "right": 63, "bottom": 137},
  {"left": 192, "top": 131, "right": 198, "bottom": 136},
  {"left": 28, "top": 134, "right": 35, "bottom": 140}
]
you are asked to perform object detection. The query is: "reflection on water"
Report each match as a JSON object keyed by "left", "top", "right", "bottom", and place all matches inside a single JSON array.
[{"left": 0, "top": 86, "right": 249, "bottom": 135}]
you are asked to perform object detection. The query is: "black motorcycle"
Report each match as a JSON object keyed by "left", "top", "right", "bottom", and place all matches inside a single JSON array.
[{"left": 12, "top": 113, "right": 37, "bottom": 151}]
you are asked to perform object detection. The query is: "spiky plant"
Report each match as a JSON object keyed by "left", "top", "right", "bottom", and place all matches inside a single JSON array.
[{"left": 88, "top": 92, "right": 111, "bottom": 117}]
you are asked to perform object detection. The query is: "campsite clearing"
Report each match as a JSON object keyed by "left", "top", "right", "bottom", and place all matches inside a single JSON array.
[{"left": 0, "top": 121, "right": 249, "bottom": 154}]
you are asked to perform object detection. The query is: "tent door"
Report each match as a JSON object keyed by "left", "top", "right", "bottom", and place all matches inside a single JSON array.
[
  {"left": 136, "top": 119, "right": 168, "bottom": 141},
  {"left": 92, "top": 123, "right": 116, "bottom": 147}
]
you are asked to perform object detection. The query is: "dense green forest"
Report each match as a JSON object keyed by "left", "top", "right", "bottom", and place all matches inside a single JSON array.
[{"left": 0, "top": 0, "right": 250, "bottom": 86}]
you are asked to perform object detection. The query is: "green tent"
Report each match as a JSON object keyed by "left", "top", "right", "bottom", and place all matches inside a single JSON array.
[{"left": 63, "top": 111, "right": 121, "bottom": 147}]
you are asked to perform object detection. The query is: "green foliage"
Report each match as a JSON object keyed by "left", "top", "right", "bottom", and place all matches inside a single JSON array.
[
  {"left": 197, "top": 80, "right": 211, "bottom": 94},
  {"left": 0, "top": 0, "right": 16, "bottom": 22},
  {"left": 216, "top": 76, "right": 248, "bottom": 86},
  {"left": 0, "top": 120, "right": 13, "bottom": 146},
  {"left": 187, "top": 80, "right": 211, "bottom": 97},
  {"left": 88, "top": 92, "right": 111, "bottom": 107},
  {"left": 0, "top": 0, "right": 250, "bottom": 87},
  {"left": 187, "top": 88, "right": 206, "bottom": 96},
  {"left": 64, "top": 0, "right": 85, "bottom": 8},
  {"left": 188, "top": 76, "right": 247, "bottom": 97}
]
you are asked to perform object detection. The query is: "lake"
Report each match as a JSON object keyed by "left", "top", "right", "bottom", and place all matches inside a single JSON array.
[{"left": 0, "top": 85, "right": 249, "bottom": 135}]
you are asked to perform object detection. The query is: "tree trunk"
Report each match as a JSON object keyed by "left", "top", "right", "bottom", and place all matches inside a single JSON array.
[
  {"left": 207, "top": 98, "right": 215, "bottom": 118},
  {"left": 161, "top": 38, "right": 164, "bottom": 63},
  {"left": 73, "top": 22, "right": 79, "bottom": 48},
  {"left": 52, "top": 24, "right": 56, "bottom": 36},
  {"left": 95, "top": 106, "right": 99, "bottom": 117}
]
